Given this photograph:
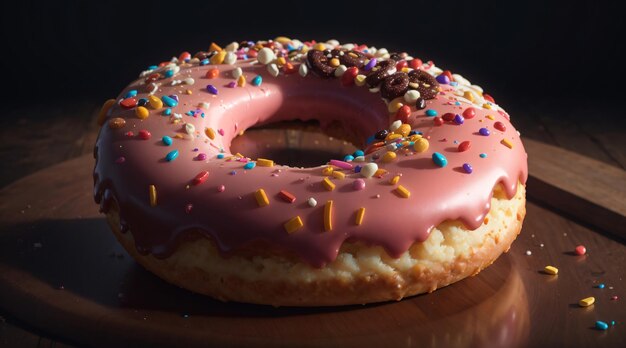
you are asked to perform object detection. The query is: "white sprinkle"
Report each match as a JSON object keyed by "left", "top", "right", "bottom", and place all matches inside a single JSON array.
[
  {"left": 404, "top": 90, "right": 421, "bottom": 103},
  {"left": 232, "top": 67, "right": 243, "bottom": 79},
  {"left": 267, "top": 63, "right": 280, "bottom": 77},
  {"left": 369, "top": 87, "right": 380, "bottom": 93},
  {"left": 307, "top": 197, "right": 317, "bottom": 207},
  {"left": 170, "top": 80, "right": 181, "bottom": 86},
  {"left": 224, "top": 52, "right": 237, "bottom": 65},
  {"left": 225, "top": 41, "right": 239, "bottom": 52},
  {"left": 299, "top": 64, "right": 308, "bottom": 77},
  {"left": 360, "top": 163, "right": 378, "bottom": 178},
  {"left": 540, "top": 243, "right": 544, "bottom": 248},
  {"left": 389, "top": 120, "right": 402, "bottom": 132},
  {"left": 199, "top": 102, "right": 210, "bottom": 109},
  {"left": 353, "top": 156, "right": 365, "bottom": 162},
  {"left": 525, "top": 250, "right": 532, "bottom": 256},
  {"left": 183, "top": 77, "right": 195, "bottom": 85},
  {"left": 334, "top": 64, "right": 347, "bottom": 77},
  {"left": 185, "top": 123, "right": 195, "bottom": 136},
  {"left": 33, "top": 242, "right": 42, "bottom": 248},
  {"left": 257, "top": 47, "right": 275, "bottom": 65}
]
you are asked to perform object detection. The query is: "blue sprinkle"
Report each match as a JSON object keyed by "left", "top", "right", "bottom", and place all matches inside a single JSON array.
[
  {"left": 200, "top": 58, "right": 209, "bottom": 66},
  {"left": 479, "top": 127, "right": 490, "bottom": 136},
  {"left": 186, "top": 111, "right": 194, "bottom": 116},
  {"left": 163, "top": 108, "right": 172, "bottom": 116},
  {"left": 230, "top": 170, "right": 236, "bottom": 175},
  {"left": 344, "top": 155, "right": 355, "bottom": 162},
  {"left": 354, "top": 165, "right": 362, "bottom": 173},
  {"left": 252, "top": 75, "right": 262, "bottom": 86},
  {"left": 595, "top": 321, "right": 609, "bottom": 330},
  {"left": 217, "top": 153, "right": 225, "bottom": 159},
  {"left": 436, "top": 75, "right": 450, "bottom": 84},
  {"left": 165, "top": 149, "right": 179, "bottom": 162},
  {"left": 125, "top": 90, "right": 138, "bottom": 98},
  {"left": 353, "top": 150, "right": 364, "bottom": 157},
  {"left": 425, "top": 109, "right": 438, "bottom": 117},
  {"left": 162, "top": 136, "right": 173, "bottom": 146},
  {"left": 597, "top": 283, "right": 606, "bottom": 289},
  {"left": 480, "top": 153, "right": 487, "bottom": 158},
  {"left": 454, "top": 114, "right": 465, "bottom": 125},
  {"left": 454, "top": 101, "right": 461, "bottom": 106},
  {"left": 148, "top": 65, "right": 158, "bottom": 70},
  {"left": 244, "top": 162, "right": 256, "bottom": 170},
  {"left": 164, "top": 70, "right": 174, "bottom": 78},
  {"left": 611, "top": 321, "right": 616, "bottom": 326},
  {"left": 409, "top": 141, "right": 415, "bottom": 146},
  {"left": 162, "top": 96, "right": 178, "bottom": 107},
  {"left": 463, "top": 163, "right": 473, "bottom": 174},
  {"left": 206, "top": 84, "right": 218, "bottom": 95},
  {"left": 137, "top": 98, "right": 148, "bottom": 107},
  {"left": 365, "top": 135, "right": 376, "bottom": 144},
  {"left": 432, "top": 152, "right": 448, "bottom": 167},
  {"left": 450, "top": 81, "right": 458, "bottom": 87}
]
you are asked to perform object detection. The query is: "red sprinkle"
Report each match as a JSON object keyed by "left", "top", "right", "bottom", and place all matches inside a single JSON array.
[
  {"left": 575, "top": 245, "right": 587, "bottom": 256},
  {"left": 283, "top": 62, "right": 297, "bottom": 74},
  {"left": 458, "top": 141, "right": 471, "bottom": 152},
  {"left": 409, "top": 58, "right": 422, "bottom": 69},
  {"left": 442, "top": 112, "right": 455, "bottom": 122},
  {"left": 494, "top": 121, "right": 506, "bottom": 132},
  {"left": 396, "top": 105, "right": 411, "bottom": 123},
  {"left": 611, "top": 296, "right": 618, "bottom": 301},
  {"left": 395, "top": 60, "right": 408, "bottom": 70},
  {"left": 205, "top": 68, "right": 219, "bottom": 79},
  {"left": 192, "top": 171, "right": 209, "bottom": 185},
  {"left": 125, "top": 131, "right": 134, "bottom": 137},
  {"left": 483, "top": 94, "right": 495, "bottom": 103},
  {"left": 138, "top": 130, "right": 151, "bottom": 140},
  {"left": 179, "top": 52, "right": 191, "bottom": 61},
  {"left": 120, "top": 98, "right": 137, "bottom": 109},
  {"left": 185, "top": 204, "right": 193, "bottom": 214},
  {"left": 278, "top": 190, "right": 297, "bottom": 203},
  {"left": 442, "top": 70, "right": 453, "bottom": 81},
  {"left": 145, "top": 73, "right": 160, "bottom": 84},
  {"left": 463, "top": 107, "right": 476, "bottom": 119},
  {"left": 433, "top": 117, "right": 444, "bottom": 126},
  {"left": 341, "top": 67, "right": 359, "bottom": 86}
]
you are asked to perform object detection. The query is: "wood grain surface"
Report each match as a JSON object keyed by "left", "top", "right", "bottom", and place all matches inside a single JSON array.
[{"left": 0, "top": 126, "right": 624, "bottom": 347}]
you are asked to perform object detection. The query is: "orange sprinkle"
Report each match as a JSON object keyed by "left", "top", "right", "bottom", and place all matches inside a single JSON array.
[
  {"left": 206, "top": 68, "right": 219, "bottom": 79},
  {"left": 324, "top": 200, "right": 333, "bottom": 231},
  {"left": 209, "top": 42, "right": 222, "bottom": 52},
  {"left": 205, "top": 127, "right": 216, "bottom": 140},
  {"left": 389, "top": 175, "right": 400, "bottom": 185},
  {"left": 284, "top": 216, "right": 304, "bottom": 234},
  {"left": 322, "top": 177, "right": 336, "bottom": 191},
  {"left": 97, "top": 99, "right": 116, "bottom": 126},
  {"left": 149, "top": 185, "right": 157, "bottom": 207},
  {"left": 332, "top": 171, "right": 345, "bottom": 180},
  {"left": 395, "top": 185, "right": 411, "bottom": 198}
]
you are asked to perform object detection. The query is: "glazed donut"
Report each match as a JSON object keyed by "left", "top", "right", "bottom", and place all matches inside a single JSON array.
[{"left": 94, "top": 37, "right": 527, "bottom": 306}]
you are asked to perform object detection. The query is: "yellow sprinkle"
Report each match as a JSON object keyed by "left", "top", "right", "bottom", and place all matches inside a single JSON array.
[
  {"left": 329, "top": 58, "right": 340, "bottom": 67},
  {"left": 254, "top": 189, "right": 270, "bottom": 207},
  {"left": 382, "top": 151, "right": 397, "bottom": 163},
  {"left": 483, "top": 103, "right": 493, "bottom": 109},
  {"left": 256, "top": 158, "right": 274, "bottom": 167},
  {"left": 396, "top": 185, "right": 411, "bottom": 198},
  {"left": 332, "top": 171, "right": 345, "bottom": 180},
  {"left": 387, "top": 98, "right": 404, "bottom": 113},
  {"left": 374, "top": 169, "right": 388, "bottom": 178},
  {"left": 401, "top": 67, "right": 410, "bottom": 73},
  {"left": 544, "top": 265, "right": 558, "bottom": 275},
  {"left": 324, "top": 200, "right": 333, "bottom": 231},
  {"left": 389, "top": 175, "right": 400, "bottom": 185},
  {"left": 276, "top": 56, "right": 286, "bottom": 66},
  {"left": 408, "top": 134, "right": 423, "bottom": 141},
  {"left": 185, "top": 89, "right": 192, "bottom": 95},
  {"left": 97, "top": 99, "right": 116, "bottom": 126},
  {"left": 148, "top": 95, "right": 163, "bottom": 109},
  {"left": 210, "top": 51, "right": 226, "bottom": 65},
  {"left": 235, "top": 153, "right": 245, "bottom": 159},
  {"left": 355, "top": 74, "right": 367, "bottom": 86},
  {"left": 313, "top": 43, "right": 326, "bottom": 51},
  {"left": 274, "top": 36, "right": 292, "bottom": 44},
  {"left": 148, "top": 185, "right": 157, "bottom": 207},
  {"left": 355, "top": 207, "right": 365, "bottom": 226},
  {"left": 322, "top": 166, "right": 334, "bottom": 176},
  {"left": 394, "top": 124, "right": 411, "bottom": 137},
  {"left": 322, "top": 177, "right": 336, "bottom": 191},
  {"left": 579, "top": 297, "right": 595, "bottom": 307},
  {"left": 463, "top": 91, "right": 475, "bottom": 102},
  {"left": 237, "top": 75, "right": 246, "bottom": 87},
  {"left": 486, "top": 114, "right": 495, "bottom": 120},
  {"left": 284, "top": 216, "right": 304, "bottom": 234},
  {"left": 413, "top": 138, "right": 429, "bottom": 153},
  {"left": 174, "top": 134, "right": 184, "bottom": 139},
  {"left": 135, "top": 106, "right": 149, "bottom": 120},
  {"left": 209, "top": 42, "right": 222, "bottom": 52},
  {"left": 205, "top": 127, "right": 216, "bottom": 140},
  {"left": 501, "top": 139, "right": 514, "bottom": 149},
  {"left": 385, "top": 133, "right": 402, "bottom": 142}
]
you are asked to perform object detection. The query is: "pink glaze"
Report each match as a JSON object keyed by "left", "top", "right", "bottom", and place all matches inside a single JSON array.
[{"left": 94, "top": 47, "right": 528, "bottom": 268}]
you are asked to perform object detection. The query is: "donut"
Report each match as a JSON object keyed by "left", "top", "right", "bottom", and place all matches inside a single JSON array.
[{"left": 94, "top": 38, "right": 528, "bottom": 306}]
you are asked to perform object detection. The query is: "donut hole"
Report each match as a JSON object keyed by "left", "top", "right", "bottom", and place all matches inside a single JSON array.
[{"left": 230, "top": 120, "right": 360, "bottom": 168}]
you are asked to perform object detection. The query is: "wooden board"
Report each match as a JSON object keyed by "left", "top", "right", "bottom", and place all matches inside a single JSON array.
[{"left": 0, "top": 133, "right": 625, "bottom": 347}]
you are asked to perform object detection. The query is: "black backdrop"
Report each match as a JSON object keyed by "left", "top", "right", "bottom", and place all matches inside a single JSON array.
[{"left": 2, "top": 0, "right": 624, "bottom": 115}]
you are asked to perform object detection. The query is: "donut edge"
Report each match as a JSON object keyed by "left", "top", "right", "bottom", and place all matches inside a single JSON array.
[{"left": 106, "top": 183, "right": 526, "bottom": 307}]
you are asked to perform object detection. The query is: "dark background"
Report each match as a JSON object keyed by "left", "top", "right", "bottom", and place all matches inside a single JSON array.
[
  {"left": 0, "top": 0, "right": 624, "bottom": 187},
  {"left": 2, "top": 0, "right": 624, "bottom": 106}
]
